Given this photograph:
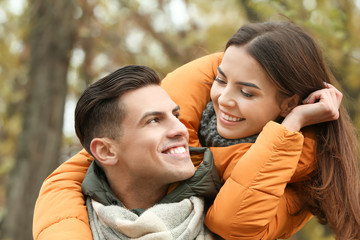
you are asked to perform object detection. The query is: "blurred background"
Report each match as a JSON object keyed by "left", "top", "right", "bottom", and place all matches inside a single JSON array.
[{"left": 0, "top": 0, "right": 359, "bottom": 239}]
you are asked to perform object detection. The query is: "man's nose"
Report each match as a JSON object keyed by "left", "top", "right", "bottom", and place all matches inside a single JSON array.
[{"left": 167, "top": 117, "right": 188, "bottom": 138}]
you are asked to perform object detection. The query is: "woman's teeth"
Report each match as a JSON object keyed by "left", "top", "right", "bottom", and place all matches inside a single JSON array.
[{"left": 221, "top": 112, "right": 243, "bottom": 122}]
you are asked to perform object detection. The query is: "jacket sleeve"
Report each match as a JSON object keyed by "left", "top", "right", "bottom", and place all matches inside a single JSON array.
[
  {"left": 33, "top": 149, "right": 94, "bottom": 240},
  {"left": 204, "top": 122, "right": 314, "bottom": 240},
  {"left": 32, "top": 53, "right": 222, "bottom": 240},
  {"left": 161, "top": 52, "right": 223, "bottom": 147}
]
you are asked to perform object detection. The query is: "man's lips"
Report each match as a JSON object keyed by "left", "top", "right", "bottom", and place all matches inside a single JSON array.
[
  {"left": 163, "top": 146, "right": 187, "bottom": 154},
  {"left": 160, "top": 141, "right": 189, "bottom": 155}
]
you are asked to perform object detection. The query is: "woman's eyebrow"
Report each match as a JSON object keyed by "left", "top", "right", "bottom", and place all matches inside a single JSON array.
[
  {"left": 218, "top": 66, "right": 261, "bottom": 90},
  {"left": 217, "top": 66, "right": 227, "bottom": 78},
  {"left": 237, "top": 81, "right": 261, "bottom": 90}
]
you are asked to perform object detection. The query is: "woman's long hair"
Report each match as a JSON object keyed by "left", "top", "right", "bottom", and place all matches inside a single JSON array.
[{"left": 226, "top": 21, "right": 360, "bottom": 239}]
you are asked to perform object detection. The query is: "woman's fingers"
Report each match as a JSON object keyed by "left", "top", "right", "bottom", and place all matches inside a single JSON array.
[
  {"left": 326, "top": 83, "right": 343, "bottom": 105},
  {"left": 282, "top": 83, "right": 343, "bottom": 131},
  {"left": 302, "top": 83, "right": 342, "bottom": 109},
  {"left": 301, "top": 86, "right": 342, "bottom": 123}
]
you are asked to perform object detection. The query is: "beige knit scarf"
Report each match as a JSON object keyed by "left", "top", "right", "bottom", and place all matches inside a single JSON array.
[{"left": 87, "top": 196, "right": 221, "bottom": 240}]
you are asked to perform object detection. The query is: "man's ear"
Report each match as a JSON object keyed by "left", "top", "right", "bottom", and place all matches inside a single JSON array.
[
  {"left": 90, "top": 138, "right": 118, "bottom": 166},
  {"left": 280, "top": 94, "right": 301, "bottom": 117}
]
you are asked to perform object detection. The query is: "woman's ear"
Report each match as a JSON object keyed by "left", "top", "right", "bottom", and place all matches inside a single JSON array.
[
  {"left": 90, "top": 138, "right": 118, "bottom": 166},
  {"left": 280, "top": 94, "right": 301, "bottom": 117}
]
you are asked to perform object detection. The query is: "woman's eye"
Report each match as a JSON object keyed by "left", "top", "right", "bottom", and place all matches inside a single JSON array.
[
  {"left": 241, "top": 90, "right": 253, "bottom": 97},
  {"left": 214, "top": 77, "right": 226, "bottom": 84}
]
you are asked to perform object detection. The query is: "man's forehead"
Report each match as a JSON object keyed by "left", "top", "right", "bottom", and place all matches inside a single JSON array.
[
  {"left": 123, "top": 85, "right": 173, "bottom": 103},
  {"left": 121, "top": 85, "right": 177, "bottom": 117}
]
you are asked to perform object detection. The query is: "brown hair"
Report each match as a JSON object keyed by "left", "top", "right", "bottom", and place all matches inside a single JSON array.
[
  {"left": 75, "top": 65, "right": 161, "bottom": 154},
  {"left": 226, "top": 21, "right": 360, "bottom": 239}
]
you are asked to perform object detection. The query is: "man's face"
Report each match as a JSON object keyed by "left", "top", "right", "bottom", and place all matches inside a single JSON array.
[{"left": 112, "top": 85, "right": 195, "bottom": 188}]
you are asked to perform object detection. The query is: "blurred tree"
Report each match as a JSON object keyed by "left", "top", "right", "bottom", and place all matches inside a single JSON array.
[
  {"left": 0, "top": 0, "right": 78, "bottom": 239},
  {"left": 0, "top": 0, "right": 31, "bottom": 220}
]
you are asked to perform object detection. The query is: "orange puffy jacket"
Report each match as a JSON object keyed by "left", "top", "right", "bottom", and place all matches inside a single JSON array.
[{"left": 33, "top": 53, "right": 315, "bottom": 240}]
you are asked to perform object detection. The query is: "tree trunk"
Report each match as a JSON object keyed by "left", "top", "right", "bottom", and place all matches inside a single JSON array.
[{"left": 0, "top": 1, "right": 78, "bottom": 239}]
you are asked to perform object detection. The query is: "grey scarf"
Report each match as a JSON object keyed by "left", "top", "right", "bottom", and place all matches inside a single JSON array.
[{"left": 199, "top": 101, "right": 258, "bottom": 147}]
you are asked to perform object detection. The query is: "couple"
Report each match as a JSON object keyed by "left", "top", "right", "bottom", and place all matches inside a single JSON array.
[{"left": 33, "top": 21, "right": 360, "bottom": 240}]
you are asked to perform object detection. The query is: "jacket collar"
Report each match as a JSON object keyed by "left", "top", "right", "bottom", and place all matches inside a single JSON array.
[{"left": 82, "top": 147, "right": 221, "bottom": 210}]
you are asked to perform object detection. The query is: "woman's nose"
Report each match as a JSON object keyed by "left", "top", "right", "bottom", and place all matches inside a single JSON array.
[{"left": 218, "top": 87, "right": 236, "bottom": 108}]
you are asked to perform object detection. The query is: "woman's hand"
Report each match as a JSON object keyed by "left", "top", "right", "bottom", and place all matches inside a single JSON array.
[{"left": 282, "top": 83, "right": 342, "bottom": 132}]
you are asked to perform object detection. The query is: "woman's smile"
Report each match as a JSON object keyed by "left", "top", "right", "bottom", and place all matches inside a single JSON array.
[
  {"left": 211, "top": 46, "right": 286, "bottom": 139},
  {"left": 219, "top": 110, "right": 244, "bottom": 124}
]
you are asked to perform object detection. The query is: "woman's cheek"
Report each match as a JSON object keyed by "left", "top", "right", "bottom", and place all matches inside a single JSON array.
[{"left": 210, "top": 85, "right": 220, "bottom": 102}]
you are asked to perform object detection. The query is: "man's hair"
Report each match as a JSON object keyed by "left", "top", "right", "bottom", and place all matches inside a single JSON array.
[{"left": 75, "top": 65, "right": 161, "bottom": 154}]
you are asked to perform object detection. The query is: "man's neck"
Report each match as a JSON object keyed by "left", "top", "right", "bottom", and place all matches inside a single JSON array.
[
  {"left": 114, "top": 185, "right": 168, "bottom": 210},
  {"left": 105, "top": 169, "right": 169, "bottom": 210}
]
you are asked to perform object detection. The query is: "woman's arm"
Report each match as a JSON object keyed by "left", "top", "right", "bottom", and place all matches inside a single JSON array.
[
  {"left": 205, "top": 122, "right": 313, "bottom": 239},
  {"left": 33, "top": 149, "right": 94, "bottom": 240},
  {"left": 204, "top": 86, "right": 342, "bottom": 239}
]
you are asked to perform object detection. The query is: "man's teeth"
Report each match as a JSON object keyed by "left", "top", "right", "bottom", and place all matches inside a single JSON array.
[
  {"left": 167, "top": 147, "right": 186, "bottom": 154},
  {"left": 221, "top": 112, "right": 242, "bottom": 122}
]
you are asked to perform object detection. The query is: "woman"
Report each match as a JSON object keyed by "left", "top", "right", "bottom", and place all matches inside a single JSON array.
[
  {"left": 164, "top": 21, "right": 359, "bottom": 239},
  {"left": 33, "top": 21, "right": 359, "bottom": 240}
]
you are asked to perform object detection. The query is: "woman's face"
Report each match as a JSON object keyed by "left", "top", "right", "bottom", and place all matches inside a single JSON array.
[{"left": 211, "top": 45, "right": 286, "bottom": 139}]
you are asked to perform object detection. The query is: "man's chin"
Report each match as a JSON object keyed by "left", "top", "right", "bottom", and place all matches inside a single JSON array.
[{"left": 177, "top": 165, "right": 196, "bottom": 180}]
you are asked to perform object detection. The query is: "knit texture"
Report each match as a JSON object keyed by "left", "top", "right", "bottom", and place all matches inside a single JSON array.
[
  {"left": 199, "top": 101, "right": 258, "bottom": 147},
  {"left": 87, "top": 197, "right": 219, "bottom": 240}
]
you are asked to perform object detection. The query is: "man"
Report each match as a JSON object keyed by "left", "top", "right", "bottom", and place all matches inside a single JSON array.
[{"left": 43, "top": 65, "right": 221, "bottom": 239}]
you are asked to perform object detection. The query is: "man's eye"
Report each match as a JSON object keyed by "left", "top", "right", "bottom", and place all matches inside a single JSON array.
[
  {"left": 214, "top": 77, "right": 226, "bottom": 84},
  {"left": 174, "top": 113, "right": 180, "bottom": 119},
  {"left": 148, "top": 118, "right": 160, "bottom": 124}
]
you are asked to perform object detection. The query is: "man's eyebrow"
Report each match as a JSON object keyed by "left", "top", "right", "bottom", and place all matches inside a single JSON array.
[
  {"left": 217, "top": 66, "right": 227, "bottom": 78},
  {"left": 172, "top": 105, "right": 180, "bottom": 114},
  {"left": 139, "top": 105, "right": 181, "bottom": 123},
  {"left": 139, "top": 111, "right": 164, "bottom": 123}
]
